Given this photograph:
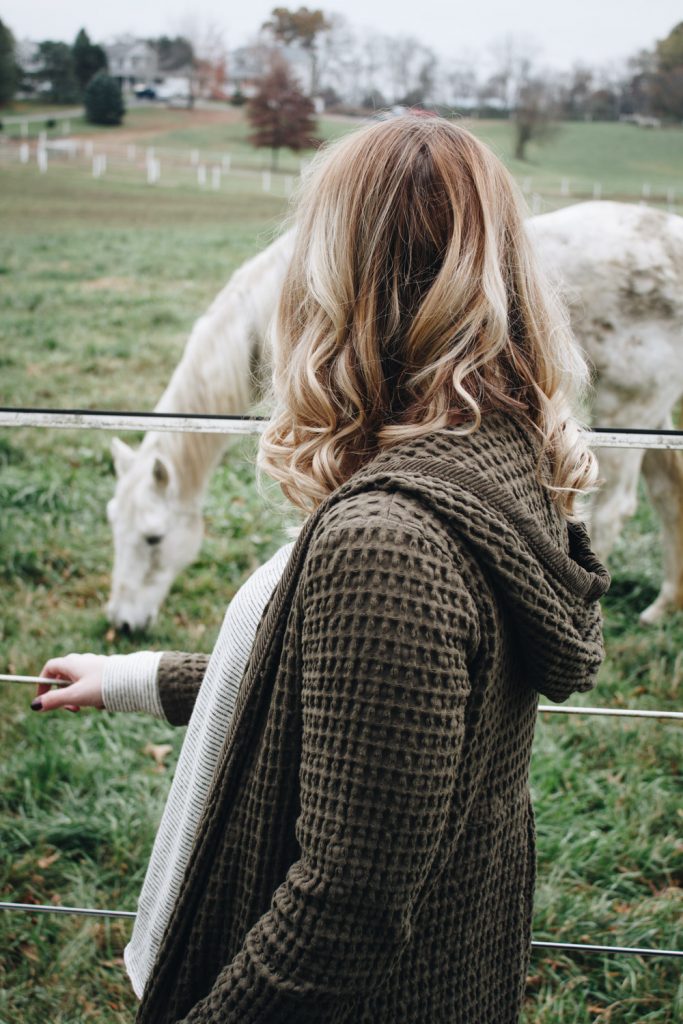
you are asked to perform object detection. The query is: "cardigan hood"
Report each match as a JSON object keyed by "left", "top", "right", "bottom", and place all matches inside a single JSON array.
[{"left": 335, "top": 410, "right": 611, "bottom": 704}]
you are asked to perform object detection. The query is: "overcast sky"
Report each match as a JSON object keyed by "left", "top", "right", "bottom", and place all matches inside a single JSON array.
[{"left": 3, "top": 1, "right": 680, "bottom": 71}]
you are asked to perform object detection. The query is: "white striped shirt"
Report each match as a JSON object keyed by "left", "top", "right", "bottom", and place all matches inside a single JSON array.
[{"left": 101, "top": 541, "right": 295, "bottom": 999}]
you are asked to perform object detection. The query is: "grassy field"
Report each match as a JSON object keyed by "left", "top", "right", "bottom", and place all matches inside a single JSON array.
[
  {"left": 0, "top": 109, "right": 682, "bottom": 1023},
  {"left": 1, "top": 103, "right": 682, "bottom": 210}
]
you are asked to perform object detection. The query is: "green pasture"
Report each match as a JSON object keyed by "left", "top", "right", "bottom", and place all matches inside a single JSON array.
[
  {"left": 1, "top": 104, "right": 682, "bottom": 208},
  {"left": 0, "top": 112, "right": 682, "bottom": 1023}
]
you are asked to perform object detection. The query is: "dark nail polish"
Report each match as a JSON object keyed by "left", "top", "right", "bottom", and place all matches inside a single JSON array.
[{"left": 30, "top": 698, "right": 43, "bottom": 711}]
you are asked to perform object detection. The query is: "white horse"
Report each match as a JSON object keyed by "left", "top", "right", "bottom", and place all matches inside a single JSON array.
[{"left": 107, "top": 202, "right": 683, "bottom": 631}]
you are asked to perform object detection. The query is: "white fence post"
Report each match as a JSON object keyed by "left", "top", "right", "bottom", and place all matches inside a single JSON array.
[
  {"left": 37, "top": 147, "right": 48, "bottom": 174},
  {"left": 19, "top": 143, "right": 29, "bottom": 164},
  {"left": 197, "top": 164, "right": 207, "bottom": 187},
  {"left": 262, "top": 170, "right": 271, "bottom": 192}
]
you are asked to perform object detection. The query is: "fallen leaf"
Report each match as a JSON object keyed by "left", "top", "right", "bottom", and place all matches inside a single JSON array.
[
  {"left": 37, "top": 851, "right": 60, "bottom": 869},
  {"left": 143, "top": 742, "right": 173, "bottom": 769}
]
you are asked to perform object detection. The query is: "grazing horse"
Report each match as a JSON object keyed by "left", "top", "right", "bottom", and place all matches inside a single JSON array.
[{"left": 106, "top": 202, "right": 683, "bottom": 631}]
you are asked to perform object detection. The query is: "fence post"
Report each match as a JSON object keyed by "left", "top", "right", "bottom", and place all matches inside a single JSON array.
[{"left": 262, "top": 170, "right": 271, "bottom": 192}]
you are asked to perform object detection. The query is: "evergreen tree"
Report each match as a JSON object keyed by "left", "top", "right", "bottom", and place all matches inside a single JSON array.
[
  {"left": 0, "top": 18, "right": 16, "bottom": 107},
  {"left": 73, "top": 28, "right": 107, "bottom": 93},
  {"left": 247, "top": 55, "right": 320, "bottom": 170},
  {"left": 36, "top": 41, "right": 80, "bottom": 103},
  {"left": 84, "top": 71, "right": 125, "bottom": 125}
]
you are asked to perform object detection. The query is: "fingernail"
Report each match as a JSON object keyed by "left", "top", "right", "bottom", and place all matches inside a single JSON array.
[{"left": 30, "top": 699, "right": 43, "bottom": 711}]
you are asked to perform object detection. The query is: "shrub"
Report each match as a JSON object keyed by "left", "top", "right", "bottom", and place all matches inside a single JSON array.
[{"left": 84, "top": 71, "right": 125, "bottom": 126}]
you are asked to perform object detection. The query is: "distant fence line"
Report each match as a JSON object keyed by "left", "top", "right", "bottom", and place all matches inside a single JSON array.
[{"left": 0, "top": 132, "right": 680, "bottom": 213}]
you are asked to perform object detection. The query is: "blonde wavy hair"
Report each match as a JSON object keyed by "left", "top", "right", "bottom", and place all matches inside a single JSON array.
[{"left": 256, "top": 114, "right": 600, "bottom": 522}]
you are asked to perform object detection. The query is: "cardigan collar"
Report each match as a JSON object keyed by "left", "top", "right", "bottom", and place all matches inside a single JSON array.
[{"left": 307, "top": 409, "right": 611, "bottom": 704}]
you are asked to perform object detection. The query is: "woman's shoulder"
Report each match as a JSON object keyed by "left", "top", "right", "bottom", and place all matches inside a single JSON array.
[{"left": 314, "top": 487, "right": 438, "bottom": 542}]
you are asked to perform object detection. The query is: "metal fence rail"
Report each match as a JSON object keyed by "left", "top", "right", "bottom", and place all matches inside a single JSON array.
[{"left": 1, "top": 408, "right": 683, "bottom": 449}]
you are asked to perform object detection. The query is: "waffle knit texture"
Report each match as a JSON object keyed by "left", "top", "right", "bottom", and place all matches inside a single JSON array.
[
  {"left": 101, "top": 543, "right": 296, "bottom": 997},
  {"left": 133, "top": 410, "right": 610, "bottom": 1024}
]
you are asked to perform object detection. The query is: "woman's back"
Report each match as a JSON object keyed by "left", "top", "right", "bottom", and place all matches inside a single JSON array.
[{"left": 135, "top": 411, "right": 608, "bottom": 1024}]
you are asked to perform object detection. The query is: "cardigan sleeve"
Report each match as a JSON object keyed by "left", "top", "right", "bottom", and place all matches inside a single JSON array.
[
  {"left": 176, "top": 515, "right": 479, "bottom": 1024},
  {"left": 156, "top": 652, "right": 212, "bottom": 726}
]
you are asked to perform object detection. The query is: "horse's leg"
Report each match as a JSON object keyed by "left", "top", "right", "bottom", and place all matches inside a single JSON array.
[
  {"left": 639, "top": 409, "right": 683, "bottom": 624},
  {"left": 584, "top": 443, "right": 645, "bottom": 570}
]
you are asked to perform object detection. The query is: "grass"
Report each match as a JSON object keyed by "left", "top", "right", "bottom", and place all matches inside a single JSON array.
[{"left": 0, "top": 109, "right": 682, "bottom": 1023}]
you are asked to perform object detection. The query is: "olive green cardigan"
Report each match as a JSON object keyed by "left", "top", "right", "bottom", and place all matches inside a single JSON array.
[{"left": 134, "top": 410, "right": 610, "bottom": 1024}]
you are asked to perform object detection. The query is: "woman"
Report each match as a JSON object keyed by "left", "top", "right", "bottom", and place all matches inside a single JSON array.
[{"left": 33, "top": 115, "right": 611, "bottom": 1023}]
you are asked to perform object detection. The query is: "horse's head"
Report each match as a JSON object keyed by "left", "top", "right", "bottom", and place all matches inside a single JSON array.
[{"left": 106, "top": 438, "right": 204, "bottom": 632}]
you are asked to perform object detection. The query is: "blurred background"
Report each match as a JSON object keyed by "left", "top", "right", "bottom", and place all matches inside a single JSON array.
[{"left": 0, "top": 4, "right": 681, "bottom": 1022}]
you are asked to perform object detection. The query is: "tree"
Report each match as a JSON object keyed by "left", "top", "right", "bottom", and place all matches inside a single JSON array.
[
  {"left": 0, "top": 18, "right": 16, "bottom": 107},
  {"left": 656, "top": 21, "right": 683, "bottom": 72},
  {"left": 73, "top": 28, "right": 106, "bottom": 93},
  {"left": 84, "top": 70, "right": 125, "bottom": 125},
  {"left": 262, "top": 6, "right": 330, "bottom": 94},
  {"left": 247, "top": 54, "right": 320, "bottom": 170},
  {"left": 150, "top": 35, "right": 194, "bottom": 72},
  {"left": 36, "top": 41, "right": 80, "bottom": 103},
  {"left": 513, "top": 75, "right": 560, "bottom": 160}
]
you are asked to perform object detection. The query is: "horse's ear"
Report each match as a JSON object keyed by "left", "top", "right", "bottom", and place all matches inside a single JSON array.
[
  {"left": 152, "top": 456, "right": 170, "bottom": 490},
  {"left": 111, "top": 437, "right": 135, "bottom": 477}
]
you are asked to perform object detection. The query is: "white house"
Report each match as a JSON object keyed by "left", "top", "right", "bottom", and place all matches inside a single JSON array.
[{"left": 105, "top": 36, "right": 158, "bottom": 89}]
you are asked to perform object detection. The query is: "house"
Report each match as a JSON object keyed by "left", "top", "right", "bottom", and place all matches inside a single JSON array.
[
  {"left": 105, "top": 35, "right": 159, "bottom": 90},
  {"left": 227, "top": 41, "right": 316, "bottom": 102}
]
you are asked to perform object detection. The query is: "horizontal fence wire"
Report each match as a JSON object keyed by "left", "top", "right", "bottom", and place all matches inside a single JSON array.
[
  {"left": 1, "top": 408, "right": 683, "bottom": 449},
  {"left": 1, "top": 676, "right": 680, "bottom": 720},
  {"left": 0, "top": 902, "right": 679, "bottom": 958}
]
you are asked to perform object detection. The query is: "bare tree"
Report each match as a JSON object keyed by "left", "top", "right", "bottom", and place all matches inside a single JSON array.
[
  {"left": 513, "top": 75, "right": 560, "bottom": 160},
  {"left": 261, "top": 6, "right": 330, "bottom": 95}
]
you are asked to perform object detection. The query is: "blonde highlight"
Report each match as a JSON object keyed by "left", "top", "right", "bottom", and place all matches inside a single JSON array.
[{"left": 256, "top": 115, "right": 600, "bottom": 521}]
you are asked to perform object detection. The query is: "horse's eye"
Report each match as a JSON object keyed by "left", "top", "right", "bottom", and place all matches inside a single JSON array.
[{"left": 145, "top": 535, "right": 163, "bottom": 546}]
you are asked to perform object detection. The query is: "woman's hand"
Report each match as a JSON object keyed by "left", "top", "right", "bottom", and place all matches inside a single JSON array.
[{"left": 32, "top": 653, "right": 106, "bottom": 713}]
